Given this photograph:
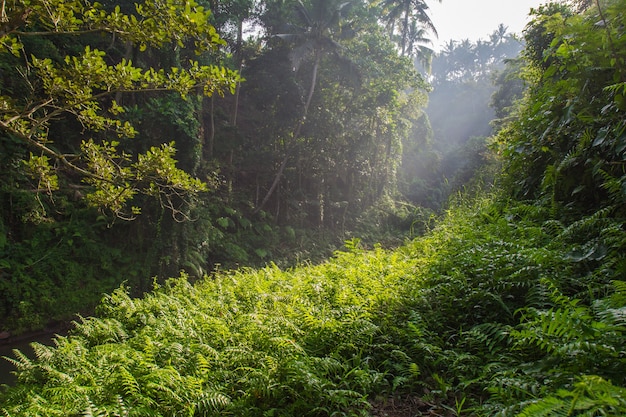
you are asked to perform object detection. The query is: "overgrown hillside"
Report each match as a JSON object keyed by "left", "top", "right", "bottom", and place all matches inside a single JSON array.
[{"left": 1, "top": 196, "right": 624, "bottom": 416}]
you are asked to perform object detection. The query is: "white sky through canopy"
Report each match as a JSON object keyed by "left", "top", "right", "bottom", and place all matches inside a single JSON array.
[{"left": 428, "top": 0, "right": 550, "bottom": 50}]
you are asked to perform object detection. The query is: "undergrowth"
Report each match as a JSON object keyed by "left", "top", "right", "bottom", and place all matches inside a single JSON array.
[{"left": 1, "top": 195, "right": 625, "bottom": 416}]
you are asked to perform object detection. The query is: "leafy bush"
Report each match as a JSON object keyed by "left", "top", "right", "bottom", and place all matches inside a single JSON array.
[{"left": 0, "top": 212, "right": 144, "bottom": 333}]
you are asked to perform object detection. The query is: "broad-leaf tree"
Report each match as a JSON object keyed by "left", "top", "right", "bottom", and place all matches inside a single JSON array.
[{"left": 0, "top": 0, "right": 241, "bottom": 219}]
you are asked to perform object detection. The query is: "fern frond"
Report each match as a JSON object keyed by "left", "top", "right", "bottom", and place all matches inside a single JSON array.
[
  {"left": 542, "top": 219, "right": 565, "bottom": 237},
  {"left": 558, "top": 206, "right": 615, "bottom": 242},
  {"left": 518, "top": 375, "right": 626, "bottom": 417},
  {"left": 524, "top": 281, "right": 552, "bottom": 309},
  {"left": 31, "top": 342, "right": 55, "bottom": 363},
  {"left": 609, "top": 280, "right": 626, "bottom": 305},
  {"left": 115, "top": 365, "right": 141, "bottom": 399},
  {"left": 594, "top": 168, "right": 626, "bottom": 205},
  {"left": 603, "top": 82, "right": 626, "bottom": 95},
  {"left": 43, "top": 385, "right": 83, "bottom": 408},
  {"left": 468, "top": 322, "right": 513, "bottom": 354},
  {"left": 555, "top": 148, "right": 580, "bottom": 174},
  {"left": 96, "top": 286, "right": 137, "bottom": 320},
  {"left": 40, "top": 362, "right": 75, "bottom": 384},
  {"left": 540, "top": 164, "right": 557, "bottom": 195},
  {"left": 487, "top": 370, "right": 543, "bottom": 406},
  {"left": 516, "top": 396, "right": 569, "bottom": 417},
  {"left": 196, "top": 390, "right": 231, "bottom": 412},
  {"left": 3, "top": 349, "right": 34, "bottom": 373},
  {"left": 82, "top": 399, "right": 108, "bottom": 417},
  {"left": 507, "top": 202, "right": 550, "bottom": 222}
]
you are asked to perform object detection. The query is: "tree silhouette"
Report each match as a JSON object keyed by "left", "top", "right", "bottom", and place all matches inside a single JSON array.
[
  {"left": 255, "top": 0, "right": 354, "bottom": 212},
  {"left": 379, "top": 0, "right": 440, "bottom": 57}
]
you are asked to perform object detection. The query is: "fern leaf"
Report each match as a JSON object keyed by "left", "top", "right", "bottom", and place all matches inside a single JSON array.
[
  {"left": 31, "top": 342, "right": 55, "bottom": 362},
  {"left": 468, "top": 322, "right": 512, "bottom": 354},
  {"left": 518, "top": 376, "right": 626, "bottom": 417},
  {"left": 3, "top": 349, "right": 34, "bottom": 373},
  {"left": 196, "top": 390, "right": 231, "bottom": 412},
  {"left": 115, "top": 365, "right": 141, "bottom": 399},
  {"left": 517, "top": 396, "right": 569, "bottom": 417}
]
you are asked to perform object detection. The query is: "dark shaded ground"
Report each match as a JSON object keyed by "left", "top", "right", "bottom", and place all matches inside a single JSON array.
[{"left": 370, "top": 395, "right": 457, "bottom": 417}]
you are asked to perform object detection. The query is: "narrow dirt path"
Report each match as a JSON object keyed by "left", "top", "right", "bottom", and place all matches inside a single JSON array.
[{"left": 370, "top": 395, "right": 456, "bottom": 417}]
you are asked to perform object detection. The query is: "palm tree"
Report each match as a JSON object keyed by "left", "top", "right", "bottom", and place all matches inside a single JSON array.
[
  {"left": 489, "top": 23, "right": 509, "bottom": 46},
  {"left": 255, "top": 0, "right": 353, "bottom": 213},
  {"left": 405, "top": 20, "right": 434, "bottom": 71},
  {"left": 277, "top": 0, "right": 352, "bottom": 133},
  {"left": 379, "top": 0, "right": 440, "bottom": 57}
]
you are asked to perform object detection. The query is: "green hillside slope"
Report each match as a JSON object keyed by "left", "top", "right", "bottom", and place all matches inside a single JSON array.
[{"left": 2, "top": 196, "right": 624, "bottom": 416}]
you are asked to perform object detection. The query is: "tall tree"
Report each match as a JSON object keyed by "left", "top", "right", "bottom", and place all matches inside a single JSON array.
[
  {"left": 255, "top": 0, "right": 353, "bottom": 213},
  {"left": 379, "top": 0, "right": 440, "bottom": 58}
]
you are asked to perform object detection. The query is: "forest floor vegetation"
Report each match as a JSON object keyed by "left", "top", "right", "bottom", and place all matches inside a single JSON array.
[{"left": 1, "top": 193, "right": 624, "bottom": 416}]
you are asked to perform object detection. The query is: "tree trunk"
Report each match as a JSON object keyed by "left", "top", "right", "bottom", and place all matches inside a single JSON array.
[
  {"left": 254, "top": 152, "right": 290, "bottom": 214},
  {"left": 254, "top": 52, "right": 321, "bottom": 213},
  {"left": 231, "top": 19, "right": 244, "bottom": 126},
  {"left": 208, "top": 95, "right": 215, "bottom": 159},
  {"left": 401, "top": 3, "right": 410, "bottom": 56},
  {"left": 195, "top": 89, "right": 205, "bottom": 176}
]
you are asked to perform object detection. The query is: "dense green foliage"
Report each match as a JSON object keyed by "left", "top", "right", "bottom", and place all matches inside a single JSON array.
[
  {"left": 2, "top": 0, "right": 626, "bottom": 416},
  {"left": 0, "top": 0, "right": 430, "bottom": 330},
  {"left": 0, "top": 0, "right": 240, "bottom": 329},
  {"left": 496, "top": 0, "right": 626, "bottom": 217},
  {"left": 1, "top": 195, "right": 624, "bottom": 415},
  {"left": 0, "top": 0, "right": 239, "bottom": 219}
]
